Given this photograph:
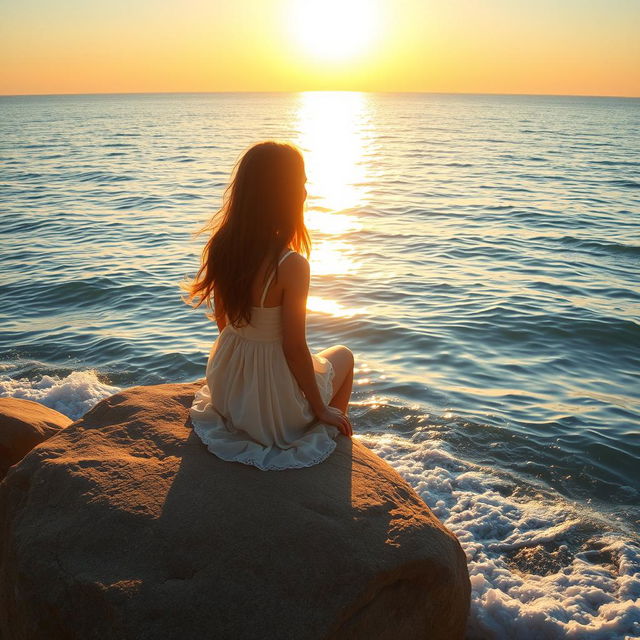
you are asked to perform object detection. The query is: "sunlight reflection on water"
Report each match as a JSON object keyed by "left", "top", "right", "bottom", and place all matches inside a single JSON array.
[
  {"left": 296, "top": 91, "right": 374, "bottom": 213},
  {"left": 295, "top": 92, "right": 373, "bottom": 311}
]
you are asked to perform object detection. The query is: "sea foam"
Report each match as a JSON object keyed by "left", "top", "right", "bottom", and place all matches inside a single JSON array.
[
  {"left": 362, "top": 432, "right": 640, "bottom": 639},
  {"left": 0, "top": 370, "right": 120, "bottom": 420}
]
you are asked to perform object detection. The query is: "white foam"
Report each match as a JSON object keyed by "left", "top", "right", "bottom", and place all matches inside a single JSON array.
[
  {"left": 359, "top": 432, "right": 640, "bottom": 640},
  {"left": 0, "top": 370, "right": 121, "bottom": 420}
]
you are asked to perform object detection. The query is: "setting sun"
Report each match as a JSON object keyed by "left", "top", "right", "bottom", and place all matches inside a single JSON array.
[{"left": 290, "top": 0, "right": 380, "bottom": 62}]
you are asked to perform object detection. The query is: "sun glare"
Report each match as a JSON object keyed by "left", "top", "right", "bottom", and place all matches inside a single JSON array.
[
  {"left": 306, "top": 296, "right": 367, "bottom": 318},
  {"left": 296, "top": 91, "right": 373, "bottom": 212},
  {"left": 294, "top": 92, "right": 375, "bottom": 316},
  {"left": 291, "top": 0, "right": 379, "bottom": 62}
]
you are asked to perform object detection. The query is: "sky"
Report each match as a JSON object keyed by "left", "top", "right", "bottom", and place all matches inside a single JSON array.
[{"left": 1, "top": 0, "right": 639, "bottom": 97}]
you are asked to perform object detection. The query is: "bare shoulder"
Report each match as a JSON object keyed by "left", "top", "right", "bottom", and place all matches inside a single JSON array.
[{"left": 279, "top": 252, "right": 309, "bottom": 283}]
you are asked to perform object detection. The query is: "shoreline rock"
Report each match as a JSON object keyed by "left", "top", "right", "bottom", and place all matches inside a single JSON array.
[
  {"left": 0, "top": 397, "right": 72, "bottom": 479},
  {"left": 0, "top": 382, "right": 470, "bottom": 639}
]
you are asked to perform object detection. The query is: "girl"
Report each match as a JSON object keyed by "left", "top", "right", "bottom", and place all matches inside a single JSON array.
[{"left": 183, "top": 141, "right": 354, "bottom": 471}]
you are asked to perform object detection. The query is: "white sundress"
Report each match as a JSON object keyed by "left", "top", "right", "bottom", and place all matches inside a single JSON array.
[{"left": 189, "top": 249, "right": 340, "bottom": 470}]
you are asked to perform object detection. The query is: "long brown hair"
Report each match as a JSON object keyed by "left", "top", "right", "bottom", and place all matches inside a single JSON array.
[{"left": 182, "top": 141, "right": 311, "bottom": 327}]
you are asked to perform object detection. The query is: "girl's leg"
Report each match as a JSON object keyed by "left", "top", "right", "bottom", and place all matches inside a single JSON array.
[{"left": 316, "top": 345, "right": 354, "bottom": 414}]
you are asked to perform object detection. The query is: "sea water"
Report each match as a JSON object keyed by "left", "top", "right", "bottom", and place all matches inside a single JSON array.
[{"left": 1, "top": 92, "right": 639, "bottom": 639}]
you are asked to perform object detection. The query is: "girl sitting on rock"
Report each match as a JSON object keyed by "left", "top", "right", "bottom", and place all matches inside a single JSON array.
[{"left": 183, "top": 141, "right": 353, "bottom": 471}]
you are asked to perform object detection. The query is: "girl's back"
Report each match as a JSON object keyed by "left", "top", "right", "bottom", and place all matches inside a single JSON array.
[{"left": 189, "top": 247, "right": 339, "bottom": 470}]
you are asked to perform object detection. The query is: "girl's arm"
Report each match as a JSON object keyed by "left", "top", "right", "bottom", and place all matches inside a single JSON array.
[
  {"left": 281, "top": 256, "right": 326, "bottom": 415},
  {"left": 213, "top": 287, "right": 227, "bottom": 334},
  {"left": 281, "top": 255, "right": 352, "bottom": 436}
]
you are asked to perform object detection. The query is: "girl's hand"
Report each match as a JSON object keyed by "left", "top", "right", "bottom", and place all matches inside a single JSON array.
[{"left": 317, "top": 406, "right": 352, "bottom": 437}]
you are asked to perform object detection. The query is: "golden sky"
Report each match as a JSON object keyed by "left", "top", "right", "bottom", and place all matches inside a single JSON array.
[{"left": 1, "top": 0, "right": 639, "bottom": 97}]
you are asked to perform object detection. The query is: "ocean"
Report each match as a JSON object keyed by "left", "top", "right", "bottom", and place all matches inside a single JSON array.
[{"left": 1, "top": 92, "right": 639, "bottom": 638}]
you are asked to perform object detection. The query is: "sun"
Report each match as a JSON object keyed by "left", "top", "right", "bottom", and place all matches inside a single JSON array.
[{"left": 290, "top": 0, "right": 380, "bottom": 62}]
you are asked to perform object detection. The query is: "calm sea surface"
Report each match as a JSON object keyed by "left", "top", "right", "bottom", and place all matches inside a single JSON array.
[{"left": 1, "top": 92, "right": 639, "bottom": 638}]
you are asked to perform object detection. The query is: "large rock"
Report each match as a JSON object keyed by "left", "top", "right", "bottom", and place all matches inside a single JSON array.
[
  {"left": 0, "top": 382, "right": 470, "bottom": 639},
  {"left": 0, "top": 397, "right": 71, "bottom": 479}
]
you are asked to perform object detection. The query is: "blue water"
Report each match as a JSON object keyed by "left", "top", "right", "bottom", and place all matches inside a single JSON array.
[{"left": 1, "top": 92, "right": 639, "bottom": 638}]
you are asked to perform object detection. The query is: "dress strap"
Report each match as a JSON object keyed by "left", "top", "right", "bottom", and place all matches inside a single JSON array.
[{"left": 259, "top": 250, "right": 295, "bottom": 307}]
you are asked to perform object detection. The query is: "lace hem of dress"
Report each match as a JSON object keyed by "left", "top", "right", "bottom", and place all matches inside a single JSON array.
[{"left": 191, "top": 421, "right": 338, "bottom": 471}]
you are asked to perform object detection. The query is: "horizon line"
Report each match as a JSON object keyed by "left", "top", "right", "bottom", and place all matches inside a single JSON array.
[{"left": 1, "top": 89, "right": 639, "bottom": 100}]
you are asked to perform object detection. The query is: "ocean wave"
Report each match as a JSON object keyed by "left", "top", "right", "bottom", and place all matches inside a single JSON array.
[
  {"left": 555, "top": 236, "right": 640, "bottom": 257},
  {"left": 589, "top": 159, "right": 640, "bottom": 168},
  {"left": 0, "top": 370, "right": 120, "bottom": 420},
  {"left": 110, "top": 194, "right": 169, "bottom": 210},
  {"left": 355, "top": 307, "right": 640, "bottom": 357},
  {"left": 364, "top": 432, "right": 640, "bottom": 640},
  {"left": 609, "top": 179, "right": 640, "bottom": 189},
  {"left": 73, "top": 170, "right": 135, "bottom": 183}
]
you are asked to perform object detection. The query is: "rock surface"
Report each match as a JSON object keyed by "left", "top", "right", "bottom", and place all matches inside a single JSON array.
[
  {"left": 0, "top": 397, "right": 72, "bottom": 479},
  {"left": 0, "top": 382, "right": 470, "bottom": 640}
]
